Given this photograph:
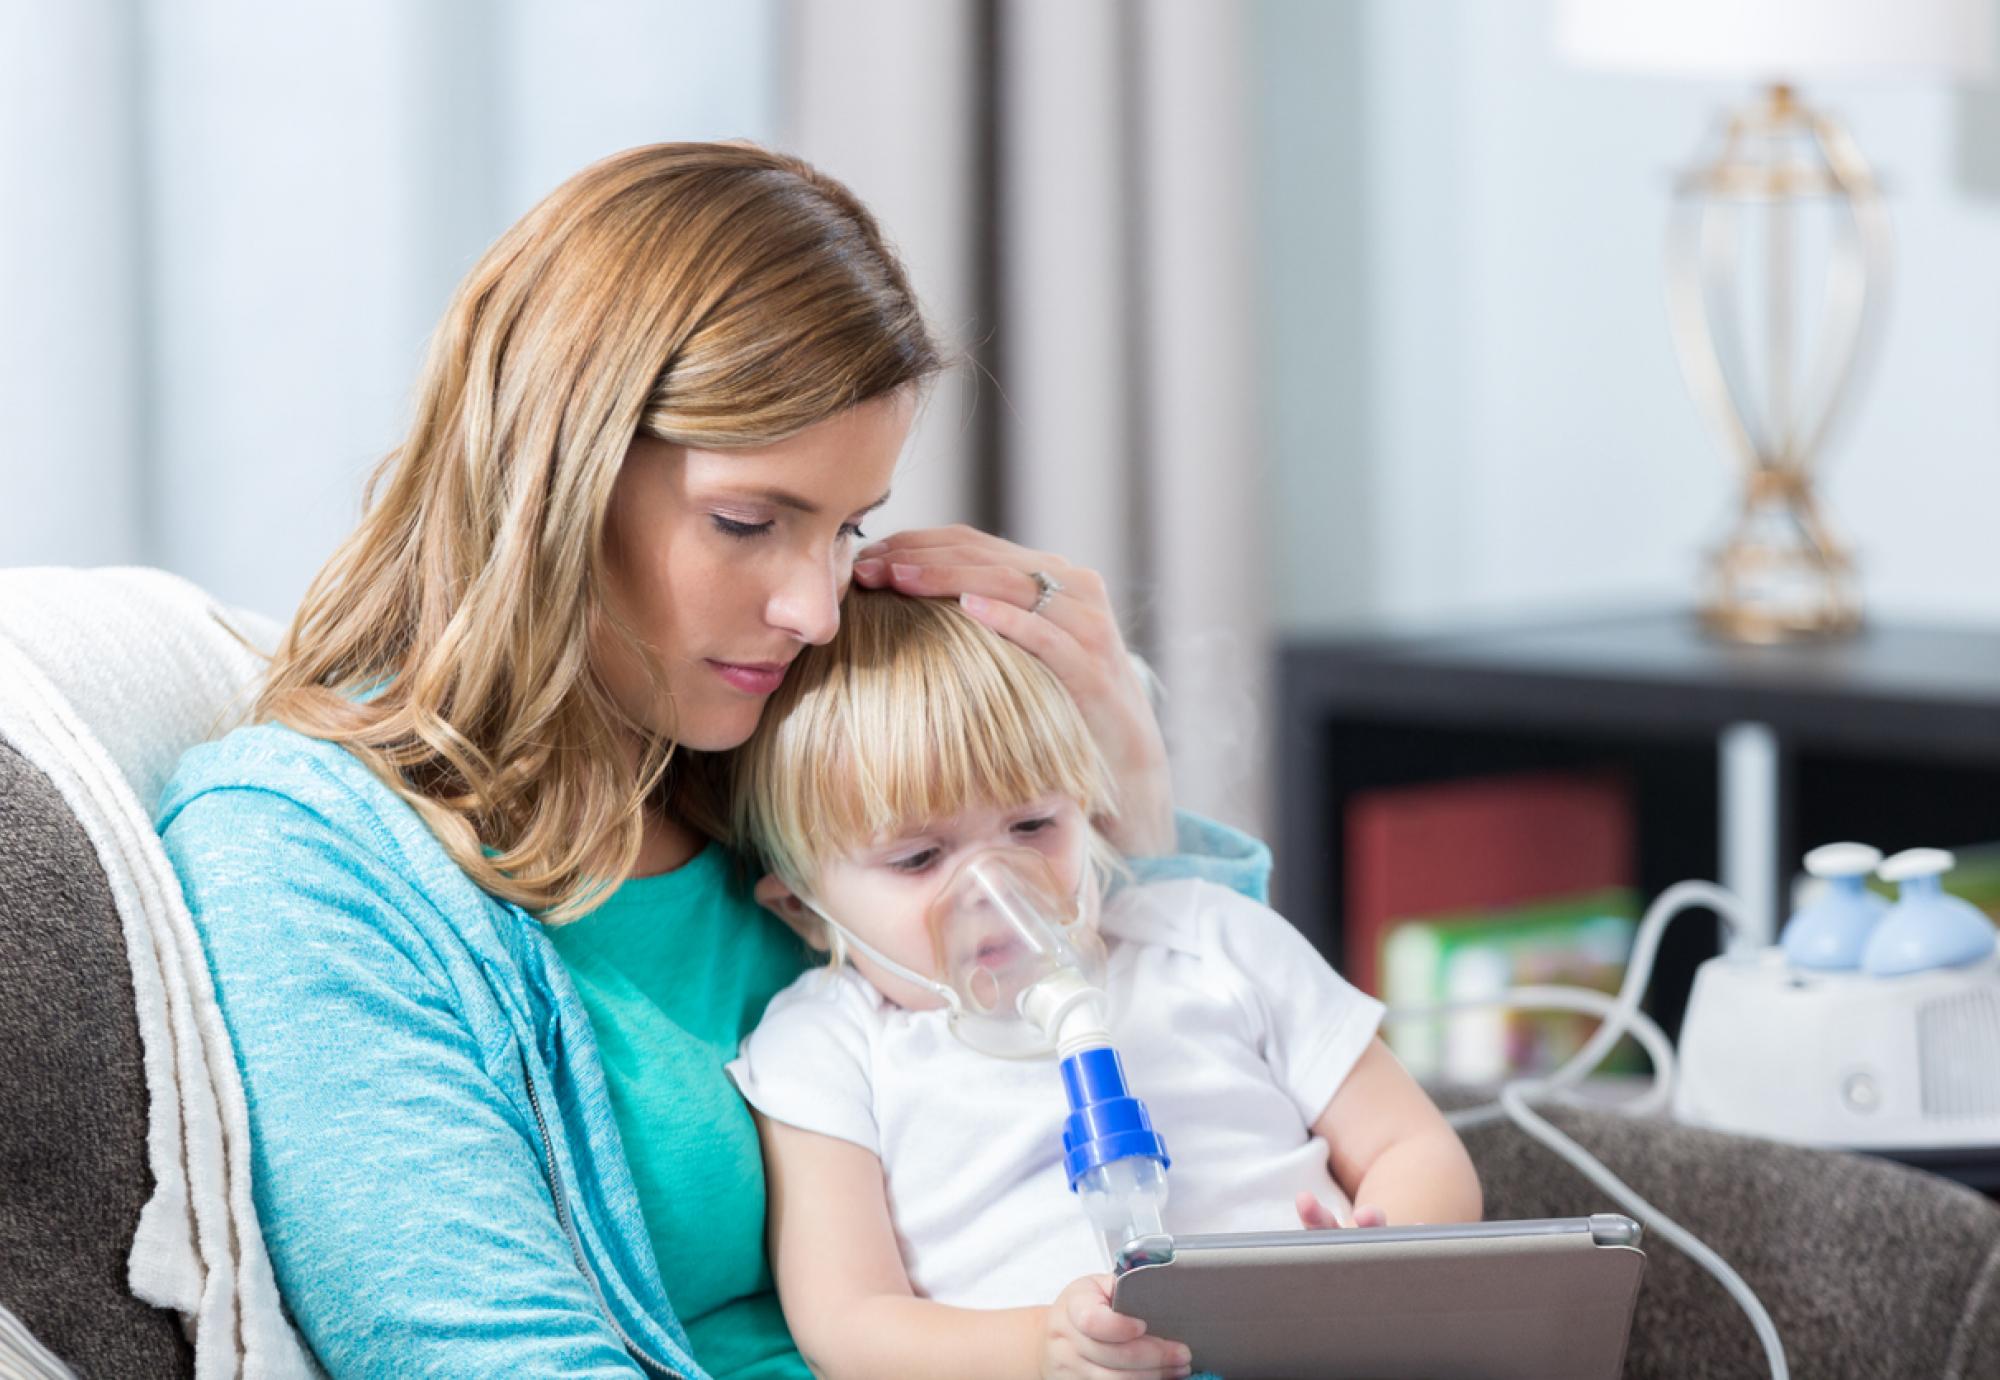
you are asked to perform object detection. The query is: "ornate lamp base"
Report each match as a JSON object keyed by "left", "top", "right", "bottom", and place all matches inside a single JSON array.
[
  {"left": 1699, "top": 468, "right": 1863, "bottom": 644},
  {"left": 1668, "top": 84, "right": 1887, "bottom": 646}
]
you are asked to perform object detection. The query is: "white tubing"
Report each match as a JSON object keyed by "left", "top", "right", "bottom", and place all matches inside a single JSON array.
[
  {"left": 1384, "top": 986, "right": 1677, "bottom": 1125},
  {"left": 1382, "top": 880, "right": 1788, "bottom": 1380},
  {"left": 1497, "top": 1082, "right": 1789, "bottom": 1379}
]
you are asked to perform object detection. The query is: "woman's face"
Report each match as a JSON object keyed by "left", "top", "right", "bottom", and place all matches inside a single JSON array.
[{"left": 597, "top": 392, "right": 914, "bottom": 752}]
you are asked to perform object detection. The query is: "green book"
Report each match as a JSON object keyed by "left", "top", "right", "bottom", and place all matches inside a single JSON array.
[{"left": 1381, "top": 888, "right": 1642, "bottom": 1085}]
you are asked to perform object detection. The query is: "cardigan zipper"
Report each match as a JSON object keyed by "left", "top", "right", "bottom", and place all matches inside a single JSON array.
[{"left": 520, "top": 1050, "right": 687, "bottom": 1379}]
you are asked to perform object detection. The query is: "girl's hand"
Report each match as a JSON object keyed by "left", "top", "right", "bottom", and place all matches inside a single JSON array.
[
  {"left": 1296, "top": 1192, "right": 1387, "bottom": 1230},
  {"left": 853, "top": 525, "right": 1176, "bottom": 856},
  {"left": 1040, "top": 1274, "right": 1192, "bottom": 1380}
]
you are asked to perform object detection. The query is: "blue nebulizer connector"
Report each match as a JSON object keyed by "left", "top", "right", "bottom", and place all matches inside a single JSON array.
[
  {"left": 1781, "top": 842, "right": 1887, "bottom": 970},
  {"left": 1862, "top": 848, "right": 1998, "bottom": 977},
  {"left": 1059, "top": 1045, "right": 1172, "bottom": 1271}
]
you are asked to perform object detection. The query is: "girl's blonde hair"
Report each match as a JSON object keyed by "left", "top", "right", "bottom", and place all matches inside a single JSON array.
[
  {"left": 729, "top": 589, "right": 1124, "bottom": 904},
  {"left": 254, "top": 142, "right": 941, "bottom": 923}
]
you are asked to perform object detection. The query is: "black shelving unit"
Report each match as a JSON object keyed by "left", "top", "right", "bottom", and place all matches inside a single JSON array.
[{"left": 1275, "top": 608, "right": 2000, "bottom": 1038}]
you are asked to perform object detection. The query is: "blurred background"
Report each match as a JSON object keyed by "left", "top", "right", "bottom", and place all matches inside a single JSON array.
[{"left": 8, "top": 0, "right": 2000, "bottom": 1064}]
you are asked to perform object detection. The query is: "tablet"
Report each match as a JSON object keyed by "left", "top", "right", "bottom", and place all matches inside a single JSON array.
[{"left": 1110, "top": 1214, "right": 1645, "bottom": 1380}]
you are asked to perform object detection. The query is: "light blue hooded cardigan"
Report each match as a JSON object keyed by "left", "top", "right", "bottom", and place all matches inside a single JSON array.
[{"left": 156, "top": 721, "right": 1271, "bottom": 1378}]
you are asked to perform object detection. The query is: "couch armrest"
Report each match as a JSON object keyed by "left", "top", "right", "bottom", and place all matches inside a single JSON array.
[{"left": 1438, "top": 1086, "right": 2000, "bottom": 1379}]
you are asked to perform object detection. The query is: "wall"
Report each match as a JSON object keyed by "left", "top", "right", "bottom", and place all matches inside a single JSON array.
[
  {"left": 1259, "top": 0, "right": 2000, "bottom": 634},
  {"left": 1, "top": 0, "right": 780, "bottom": 618}
]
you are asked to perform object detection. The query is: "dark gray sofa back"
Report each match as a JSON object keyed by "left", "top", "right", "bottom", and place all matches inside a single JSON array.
[{"left": 0, "top": 735, "right": 193, "bottom": 1378}]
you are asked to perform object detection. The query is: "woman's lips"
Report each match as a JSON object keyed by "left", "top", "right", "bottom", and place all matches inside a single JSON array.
[{"left": 707, "top": 659, "right": 789, "bottom": 696}]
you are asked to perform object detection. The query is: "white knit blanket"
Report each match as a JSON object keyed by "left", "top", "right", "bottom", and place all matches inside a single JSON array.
[{"left": 0, "top": 567, "right": 319, "bottom": 1379}]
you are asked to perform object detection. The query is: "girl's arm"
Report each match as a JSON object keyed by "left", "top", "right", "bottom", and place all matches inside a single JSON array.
[
  {"left": 1310, "top": 1039, "right": 1484, "bottom": 1228},
  {"left": 754, "top": 1112, "right": 1192, "bottom": 1380}
]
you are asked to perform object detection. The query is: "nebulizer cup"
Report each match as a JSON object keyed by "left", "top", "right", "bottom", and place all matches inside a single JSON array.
[
  {"left": 1862, "top": 848, "right": 1998, "bottom": 977},
  {"left": 1780, "top": 842, "right": 1887, "bottom": 970},
  {"left": 923, "top": 850, "right": 1172, "bottom": 1269}
]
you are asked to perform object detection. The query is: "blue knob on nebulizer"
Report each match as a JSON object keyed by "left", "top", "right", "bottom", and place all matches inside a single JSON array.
[
  {"left": 1059, "top": 1045, "right": 1172, "bottom": 1270},
  {"left": 1782, "top": 842, "right": 1888, "bottom": 970},
  {"left": 1862, "top": 848, "right": 1998, "bottom": 977}
]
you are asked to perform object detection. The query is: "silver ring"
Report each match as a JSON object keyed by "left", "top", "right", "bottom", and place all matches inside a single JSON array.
[{"left": 1029, "top": 570, "right": 1064, "bottom": 615}]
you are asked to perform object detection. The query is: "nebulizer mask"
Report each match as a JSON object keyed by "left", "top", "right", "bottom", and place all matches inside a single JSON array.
[{"left": 808, "top": 847, "right": 1173, "bottom": 1268}]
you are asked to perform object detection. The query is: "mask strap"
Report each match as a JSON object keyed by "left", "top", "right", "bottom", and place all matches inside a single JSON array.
[{"left": 804, "top": 900, "right": 963, "bottom": 1014}]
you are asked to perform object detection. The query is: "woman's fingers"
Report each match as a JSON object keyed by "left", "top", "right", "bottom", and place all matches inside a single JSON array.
[
  {"left": 856, "top": 523, "right": 1043, "bottom": 563},
  {"left": 864, "top": 560, "right": 1049, "bottom": 609},
  {"left": 852, "top": 522, "right": 1177, "bottom": 853},
  {"left": 856, "top": 545, "right": 1076, "bottom": 590},
  {"left": 870, "top": 562, "right": 1120, "bottom": 677},
  {"left": 959, "top": 594, "right": 1104, "bottom": 696}
]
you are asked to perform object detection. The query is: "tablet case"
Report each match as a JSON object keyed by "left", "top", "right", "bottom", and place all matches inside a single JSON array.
[{"left": 1110, "top": 1215, "right": 1645, "bottom": 1380}]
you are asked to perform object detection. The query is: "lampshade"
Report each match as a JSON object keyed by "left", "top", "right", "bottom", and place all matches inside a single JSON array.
[{"left": 1555, "top": 0, "right": 1995, "bottom": 82}]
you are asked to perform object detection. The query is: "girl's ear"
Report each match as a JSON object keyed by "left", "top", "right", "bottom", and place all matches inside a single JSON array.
[{"left": 754, "top": 873, "right": 830, "bottom": 951}]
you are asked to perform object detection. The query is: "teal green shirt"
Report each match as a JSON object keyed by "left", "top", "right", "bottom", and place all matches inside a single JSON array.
[{"left": 545, "top": 842, "right": 814, "bottom": 1380}]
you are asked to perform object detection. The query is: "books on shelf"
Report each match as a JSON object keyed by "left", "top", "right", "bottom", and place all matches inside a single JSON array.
[
  {"left": 1343, "top": 769, "right": 1640, "bottom": 1085},
  {"left": 1380, "top": 888, "right": 1643, "bottom": 1086},
  {"left": 1343, "top": 769, "right": 1634, "bottom": 996}
]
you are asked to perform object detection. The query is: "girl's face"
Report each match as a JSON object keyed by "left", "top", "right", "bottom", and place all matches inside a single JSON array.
[
  {"left": 772, "top": 792, "right": 1092, "bottom": 1011},
  {"left": 596, "top": 393, "right": 913, "bottom": 753}
]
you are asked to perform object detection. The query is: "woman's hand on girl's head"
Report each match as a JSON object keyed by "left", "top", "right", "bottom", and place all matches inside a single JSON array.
[
  {"left": 853, "top": 525, "right": 1177, "bottom": 856},
  {"left": 1042, "top": 1274, "right": 1193, "bottom": 1380}
]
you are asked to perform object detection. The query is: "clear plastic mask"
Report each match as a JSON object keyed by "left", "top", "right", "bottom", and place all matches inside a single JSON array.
[{"left": 811, "top": 846, "right": 1105, "bottom": 1059}]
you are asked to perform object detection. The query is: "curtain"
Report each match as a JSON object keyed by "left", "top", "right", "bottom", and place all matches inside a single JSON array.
[
  {"left": 995, "top": 0, "right": 1267, "bottom": 832},
  {"left": 0, "top": 0, "right": 781, "bottom": 614}
]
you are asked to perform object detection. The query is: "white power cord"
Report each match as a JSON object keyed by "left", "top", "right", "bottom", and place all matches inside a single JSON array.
[{"left": 1382, "top": 880, "right": 1789, "bottom": 1380}]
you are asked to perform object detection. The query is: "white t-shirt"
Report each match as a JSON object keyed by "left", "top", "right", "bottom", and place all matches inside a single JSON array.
[{"left": 726, "top": 878, "right": 1385, "bottom": 1310}]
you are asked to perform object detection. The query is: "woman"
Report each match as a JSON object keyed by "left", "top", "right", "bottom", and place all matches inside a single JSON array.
[{"left": 157, "top": 143, "right": 1269, "bottom": 1378}]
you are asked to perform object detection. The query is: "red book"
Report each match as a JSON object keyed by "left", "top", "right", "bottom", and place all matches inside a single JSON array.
[{"left": 1343, "top": 771, "right": 1634, "bottom": 996}]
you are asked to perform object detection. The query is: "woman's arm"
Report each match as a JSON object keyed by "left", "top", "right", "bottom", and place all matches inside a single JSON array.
[
  {"left": 163, "top": 787, "right": 660, "bottom": 1378},
  {"left": 1311, "top": 1040, "right": 1484, "bottom": 1228},
  {"left": 755, "top": 1113, "right": 1191, "bottom": 1380},
  {"left": 1126, "top": 811, "right": 1271, "bottom": 904}
]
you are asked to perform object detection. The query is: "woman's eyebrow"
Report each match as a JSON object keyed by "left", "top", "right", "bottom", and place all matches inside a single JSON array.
[{"left": 733, "top": 487, "right": 892, "bottom": 517}]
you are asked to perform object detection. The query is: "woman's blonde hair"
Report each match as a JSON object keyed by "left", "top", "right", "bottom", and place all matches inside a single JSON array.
[
  {"left": 729, "top": 589, "right": 1124, "bottom": 906},
  {"left": 254, "top": 142, "right": 941, "bottom": 923}
]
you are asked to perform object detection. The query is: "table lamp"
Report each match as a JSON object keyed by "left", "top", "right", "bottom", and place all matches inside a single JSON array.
[{"left": 1556, "top": 0, "right": 1994, "bottom": 643}]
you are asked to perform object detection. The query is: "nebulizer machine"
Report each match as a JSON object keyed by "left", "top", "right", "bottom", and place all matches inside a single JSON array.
[{"left": 1677, "top": 844, "right": 2000, "bottom": 1150}]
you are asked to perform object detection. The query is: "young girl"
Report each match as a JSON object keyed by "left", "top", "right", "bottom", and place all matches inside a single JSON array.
[{"left": 725, "top": 591, "right": 1482, "bottom": 1380}]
